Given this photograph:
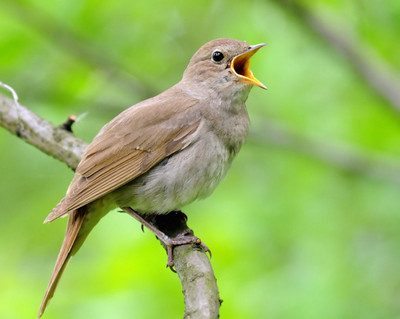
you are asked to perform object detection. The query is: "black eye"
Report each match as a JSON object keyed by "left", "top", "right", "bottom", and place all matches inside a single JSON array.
[{"left": 212, "top": 51, "right": 224, "bottom": 62}]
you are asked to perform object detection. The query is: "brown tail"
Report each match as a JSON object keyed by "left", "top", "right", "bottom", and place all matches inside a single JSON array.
[{"left": 38, "top": 208, "right": 86, "bottom": 318}]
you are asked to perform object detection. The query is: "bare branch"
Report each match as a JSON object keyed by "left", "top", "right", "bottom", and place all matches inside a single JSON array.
[
  {"left": 250, "top": 119, "right": 400, "bottom": 185},
  {"left": 175, "top": 245, "right": 221, "bottom": 319},
  {"left": 0, "top": 93, "right": 86, "bottom": 170},
  {"left": 3, "top": 1, "right": 156, "bottom": 100},
  {"left": 151, "top": 212, "right": 221, "bottom": 319},
  {"left": 272, "top": 0, "right": 400, "bottom": 116}
]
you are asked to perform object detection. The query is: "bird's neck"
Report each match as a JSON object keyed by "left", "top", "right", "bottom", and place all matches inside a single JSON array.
[
  {"left": 175, "top": 80, "right": 250, "bottom": 157},
  {"left": 179, "top": 79, "right": 252, "bottom": 114}
]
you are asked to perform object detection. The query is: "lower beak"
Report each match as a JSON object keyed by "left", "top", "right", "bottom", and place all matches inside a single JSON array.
[{"left": 231, "top": 43, "right": 267, "bottom": 90}]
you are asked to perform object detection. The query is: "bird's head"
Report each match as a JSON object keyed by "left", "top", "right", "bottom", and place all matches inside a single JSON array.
[{"left": 182, "top": 38, "right": 266, "bottom": 97}]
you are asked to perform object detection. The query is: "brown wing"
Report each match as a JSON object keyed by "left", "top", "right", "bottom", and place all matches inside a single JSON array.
[{"left": 45, "top": 91, "right": 200, "bottom": 222}]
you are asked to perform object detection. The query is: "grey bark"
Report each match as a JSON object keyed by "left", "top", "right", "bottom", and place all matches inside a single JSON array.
[{"left": 0, "top": 92, "right": 86, "bottom": 170}]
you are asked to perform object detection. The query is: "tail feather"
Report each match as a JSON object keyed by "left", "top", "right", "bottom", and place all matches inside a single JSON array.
[{"left": 38, "top": 208, "right": 86, "bottom": 318}]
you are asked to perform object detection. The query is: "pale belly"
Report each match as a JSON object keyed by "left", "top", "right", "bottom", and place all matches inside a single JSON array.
[{"left": 113, "top": 132, "right": 233, "bottom": 214}]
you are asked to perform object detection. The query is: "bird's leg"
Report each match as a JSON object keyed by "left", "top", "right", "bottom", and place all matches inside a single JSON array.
[
  {"left": 120, "top": 207, "right": 211, "bottom": 270},
  {"left": 140, "top": 212, "right": 157, "bottom": 232}
]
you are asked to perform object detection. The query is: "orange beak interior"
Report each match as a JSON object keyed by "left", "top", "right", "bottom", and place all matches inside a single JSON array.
[{"left": 231, "top": 43, "right": 267, "bottom": 89}]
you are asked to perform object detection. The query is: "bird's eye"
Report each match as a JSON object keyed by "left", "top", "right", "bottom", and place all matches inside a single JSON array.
[{"left": 212, "top": 51, "right": 224, "bottom": 63}]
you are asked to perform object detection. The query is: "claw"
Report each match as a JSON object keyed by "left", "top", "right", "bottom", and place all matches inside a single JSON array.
[
  {"left": 199, "top": 241, "right": 212, "bottom": 258},
  {"left": 121, "top": 207, "right": 212, "bottom": 269},
  {"left": 166, "top": 246, "right": 177, "bottom": 272}
]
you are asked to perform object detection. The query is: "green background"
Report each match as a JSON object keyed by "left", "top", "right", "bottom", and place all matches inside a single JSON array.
[{"left": 1, "top": 0, "right": 400, "bottom": 318}]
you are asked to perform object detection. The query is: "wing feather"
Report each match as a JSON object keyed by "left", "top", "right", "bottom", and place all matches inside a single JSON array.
[{"left": 45, "top": 91, "right": 200, "bottom": 222}]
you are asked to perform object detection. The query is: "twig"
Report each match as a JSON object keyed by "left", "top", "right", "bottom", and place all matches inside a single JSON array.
[
  {"left": 0, "top": 91, "right": 220, "bottom": 318},
  {"left": 59, "top": 115, "right": 77, "bottom": 133},
  {"left": 3, "top": 1, "right": 156, "bottom": 100},
  {"left": 250, "top": 119, "right": 400, "bottom": 185},
  {"left": 0, "top": 91, "right": 86, "bottom": 170},
  {"left": 272, "top": 0, "right": 400, "bottom": 116},
  {"left": 0, "top": 81, "right": 19, "bottom": 103}
]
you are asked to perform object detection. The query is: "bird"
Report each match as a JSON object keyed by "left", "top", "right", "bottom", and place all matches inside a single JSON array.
[{"left": 38, "top": 38, "right": 266, "bottom": 318}]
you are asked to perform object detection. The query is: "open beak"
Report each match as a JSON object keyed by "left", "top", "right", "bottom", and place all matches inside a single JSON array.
[{"left": 231, "top": 43, "right": 267, "bottom": 89}]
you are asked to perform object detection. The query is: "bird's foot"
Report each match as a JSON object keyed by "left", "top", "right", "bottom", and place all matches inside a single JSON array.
[
  {"left": 162, "top": 230, "right": 211, "bottom": 271},
  {"left": 120, "top": 207, "right": 211, "bottom": 271}
]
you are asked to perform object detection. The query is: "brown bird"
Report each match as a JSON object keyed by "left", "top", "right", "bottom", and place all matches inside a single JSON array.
[{"left": 38, "top": 38, "right": 266, "bottom": 318}]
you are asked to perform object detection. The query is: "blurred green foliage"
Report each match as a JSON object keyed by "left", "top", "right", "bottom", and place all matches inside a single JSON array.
[{"left": 1, "top": 0, "right": 400, "bottom": 318}]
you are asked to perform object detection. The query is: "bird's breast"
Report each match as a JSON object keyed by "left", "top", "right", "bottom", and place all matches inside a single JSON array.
[
  {"left": 114, "top": 129, "right": 235, "bottom": 214},
  {"left": 113, "top": 101, "right": 250, "bottom": 214}
]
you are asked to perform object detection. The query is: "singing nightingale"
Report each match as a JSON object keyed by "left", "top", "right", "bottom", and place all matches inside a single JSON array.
[{"left": 38, "top": 38, "right": 266, "bottom": 317}]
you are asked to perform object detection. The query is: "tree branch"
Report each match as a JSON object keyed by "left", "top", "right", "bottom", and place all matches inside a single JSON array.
[
  {"left": 0, "top": 90, "right": 86, "bottom": 170},
  {"left": 250, "top": 119, "right": 400, "bottom": 185},
  {"left": 272, "top": 0, "right": 400, "bottom": 116},
  {"left": 0, "top": 91, "right": 220, "bottom": 318},
  {"left": 3, "top": 0, "right": 156, "bottom": 100}
]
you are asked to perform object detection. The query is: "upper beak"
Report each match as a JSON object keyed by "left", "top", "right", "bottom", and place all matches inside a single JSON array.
[{"left": 231, "top": 43, "right": 267, "bottom": 90}]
